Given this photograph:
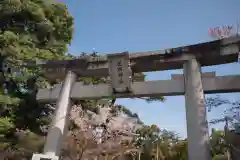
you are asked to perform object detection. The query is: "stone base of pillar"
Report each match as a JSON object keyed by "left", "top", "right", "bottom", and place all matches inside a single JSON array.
[{"left": 31, "top": 154, "right": 59, "bottom": 160}]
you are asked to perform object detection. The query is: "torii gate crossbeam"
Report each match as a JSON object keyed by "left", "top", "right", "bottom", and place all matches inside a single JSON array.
[{"left": 37, "top": 74, "right": 240, "bottom": 101}]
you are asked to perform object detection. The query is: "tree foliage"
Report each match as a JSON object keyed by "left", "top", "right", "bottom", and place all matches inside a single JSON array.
[
  {"left": 206, "top": 96, "right": 240, "bottom": 131},
  {"left": 133, "top": 125, "right": 188, "bottom": 160},
  {"left": 206, "top": 96, "right": 240, "bottom": 159},
  {"left": 0, "top": 0, "right": 74, "bottom": 152},
  {"left": 210, "top": 129, "right": 226, "bottom": 157}
]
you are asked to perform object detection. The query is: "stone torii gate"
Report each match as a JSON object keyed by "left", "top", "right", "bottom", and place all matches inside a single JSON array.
[{"left": 32, "top": 36, "right": 240, "bottom": 160}]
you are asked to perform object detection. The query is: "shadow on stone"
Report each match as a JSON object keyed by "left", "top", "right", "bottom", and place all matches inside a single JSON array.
[{"left": 44, "top": 127, "right": 63, "bottom": 156}]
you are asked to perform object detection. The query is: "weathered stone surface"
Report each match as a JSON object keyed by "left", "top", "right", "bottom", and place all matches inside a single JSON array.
[
  {"left": 38, "top": 36, "right": 240, "bottom": 79},
  {"left": 37, "top": 75, "right": 240, "bottom": 101}
]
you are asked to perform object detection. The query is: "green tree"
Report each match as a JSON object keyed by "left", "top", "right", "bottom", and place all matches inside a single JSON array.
[
  {"left": 134, "top": 125, "right": 159, "bottom": 159},
  {"left": 206, "top": 96, "right": 240, "bottom": 131},
  {"left": 206, "top": 96, "right": 240, "bottom": 159},
  {"left": 210, "top": 129, "right": 226, "bottom": 157},
  {"left": 0, "top": 0, "right": 74, "bottom": 155},
  {"left": 170, "top": 140, "right": 188, "bottom": 160},
  {"left": 134, "top": 125, "right": 187, "bottom": 160},
  {"left": 157, "top": 130, "right": 184, "bottom": 160}
]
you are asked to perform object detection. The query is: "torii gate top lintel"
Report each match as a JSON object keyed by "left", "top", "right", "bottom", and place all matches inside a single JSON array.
[{"left": 39, "top": 36, "right": 240, "bottom": 80}]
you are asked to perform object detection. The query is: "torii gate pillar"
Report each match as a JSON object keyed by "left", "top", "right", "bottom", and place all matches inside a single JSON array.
[
  {"left": 184, "top": 58, "right": 211, "bottom": 160},
  {"left": 32, "top": 71, "right": 76, "bottom": 160}
]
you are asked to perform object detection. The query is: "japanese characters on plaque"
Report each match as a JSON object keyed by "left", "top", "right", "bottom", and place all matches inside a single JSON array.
[
  {"left": 116, "top": 59, "right": 124, "bottom": 85},
  {"left": 108, "top": 53, "right": 132, "bottom": 93}
]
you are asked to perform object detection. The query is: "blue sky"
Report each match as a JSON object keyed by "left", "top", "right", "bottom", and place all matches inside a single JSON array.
[{"left": 58, "top": 0, "right": 240, "bottom": 138}]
